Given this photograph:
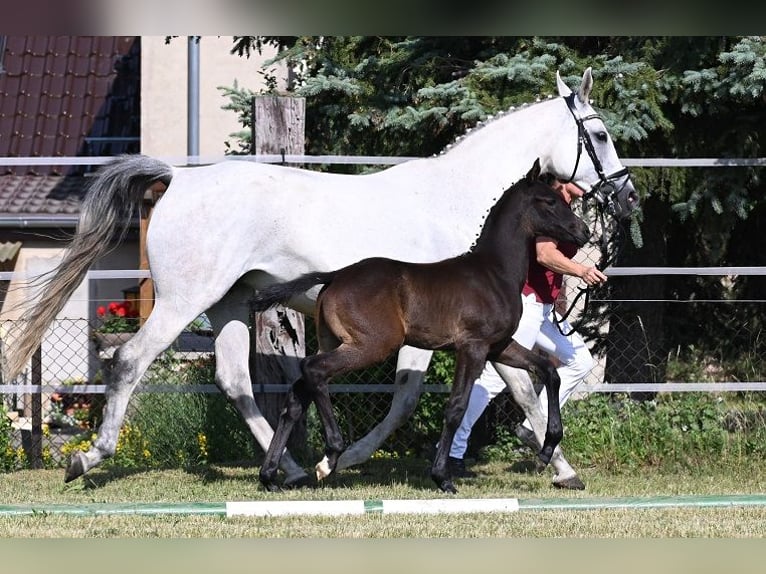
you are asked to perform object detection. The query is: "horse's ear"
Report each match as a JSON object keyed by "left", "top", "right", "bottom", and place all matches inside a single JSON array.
[
  {"left": 526, "top": 158, "right": 541, "bottom": 182},
  {"left": 556, "top": 70, "right": 572, "bottom": 97},
  {"left": 577, "top": 67, "right": 593, "bottom": 104}
]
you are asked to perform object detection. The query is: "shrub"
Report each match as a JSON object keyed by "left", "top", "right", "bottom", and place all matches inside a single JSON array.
[{"left": 478, "top": 392, "right": 760, "bottom": 472}]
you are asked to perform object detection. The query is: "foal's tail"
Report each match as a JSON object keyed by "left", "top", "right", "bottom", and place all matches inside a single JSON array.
[
  {"left": 251, "top": 271, "right": 337, "bottom": 312},
  {"left": 3, "top": 155, "right": 174, "bottom": 381}
]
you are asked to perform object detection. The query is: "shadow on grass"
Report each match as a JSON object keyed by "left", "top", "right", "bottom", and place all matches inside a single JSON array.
[{"left": 67, "top": 454, "right": 550, "bottom": 495}]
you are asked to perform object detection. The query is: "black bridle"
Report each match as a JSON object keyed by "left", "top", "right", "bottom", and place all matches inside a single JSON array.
[
  {"left": 553, "top": 93, "right": 631, "bottom": 336},
  {"left": 560, "top": 93, "right": 632, "bottom": 220}
]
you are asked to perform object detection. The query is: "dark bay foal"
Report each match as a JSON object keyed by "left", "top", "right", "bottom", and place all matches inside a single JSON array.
[{"left": 251, "top": 159, "right": 591, "bottom": 493}]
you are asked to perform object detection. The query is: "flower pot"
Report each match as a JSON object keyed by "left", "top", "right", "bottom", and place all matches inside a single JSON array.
[{"left": 93, "top": 332, "right": 134, "bottom": 359}]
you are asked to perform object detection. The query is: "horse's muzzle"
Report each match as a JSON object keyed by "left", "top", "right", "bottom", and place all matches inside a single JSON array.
[{"left": 591, "top": 175, "right": 639, "bottom": 221}]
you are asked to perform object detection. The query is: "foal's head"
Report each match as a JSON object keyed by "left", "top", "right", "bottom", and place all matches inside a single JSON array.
[{"left": 520, "top": 159, "right": 591, "bottom": 247}]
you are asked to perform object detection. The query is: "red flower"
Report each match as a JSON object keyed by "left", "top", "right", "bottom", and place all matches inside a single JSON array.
[{"left": 95, "top": 300, "right": 140, "bottom": 333}]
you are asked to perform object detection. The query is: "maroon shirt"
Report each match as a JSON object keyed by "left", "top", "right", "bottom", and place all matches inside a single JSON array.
[{"left": 522, "top": 239, "right": 578, "bottom": 304}]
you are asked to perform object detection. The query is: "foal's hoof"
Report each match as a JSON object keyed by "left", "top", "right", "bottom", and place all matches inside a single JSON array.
[
  {"left": 553, "top": 475, "right": 585, "bottom": 491},
  {"left": 315, "top": 455, "right": 334, "bottom": 481},
  {"left": 284, "top": 474, "right": 313, "bottom": 490},
  {"left": 64, "top": 451, "right": 87, "bottom": 483},
  {"left": 260, "top": 480, "right": 282, "bottom": 493},
  {"left": 259, "top": 472, "right": 282, "bottom": 493},
  {"left": 437, "top": 480, "right": 458, "bottom": 494}
]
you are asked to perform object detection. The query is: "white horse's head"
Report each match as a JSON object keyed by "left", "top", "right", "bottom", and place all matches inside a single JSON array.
[{"left": 543, "top": 67, "right": 639, "bottom": 220}]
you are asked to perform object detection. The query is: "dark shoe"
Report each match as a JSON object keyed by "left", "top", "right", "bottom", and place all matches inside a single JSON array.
[
  {"left": 448, "top": 456, "right": 477, "bottom": 478},
  {"left": 514, "top": 425, "right": 540, "bottom": 452}
]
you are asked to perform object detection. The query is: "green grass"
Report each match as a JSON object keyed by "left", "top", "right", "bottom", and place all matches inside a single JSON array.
[{"left": 1, "top": 457, "right": 766, "bottom": 537}]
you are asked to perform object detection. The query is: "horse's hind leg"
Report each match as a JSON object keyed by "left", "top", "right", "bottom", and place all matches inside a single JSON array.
[
  {"left": 259, "top": 376, "right": 313, "bottom": 491},
  {"left": 65, "top": 303, "right": 192, "bottom": 482},
  {"left": 336, "top": 345, "right": 432, "bottom": 470},
  {"left": 206, "top": 285, "right": 309, "bottom": 487},
  {"left": 492, "top": 363, "right": 584, "bottom": 489}
]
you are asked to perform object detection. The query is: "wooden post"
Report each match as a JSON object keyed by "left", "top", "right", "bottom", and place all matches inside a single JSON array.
[
  {"left": 29, "top": 347, "right": 43, "bottom": 469},
  {"left": 251, "top": 95, "right": 308, "bottom": 455}
]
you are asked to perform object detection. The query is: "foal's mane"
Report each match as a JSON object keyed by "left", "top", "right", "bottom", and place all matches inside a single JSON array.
[{"left": 467, "top": 171, "right": 556, "bottom": 253}]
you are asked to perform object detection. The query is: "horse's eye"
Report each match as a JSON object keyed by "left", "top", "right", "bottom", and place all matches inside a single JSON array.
[{"left": 595, "top": 131, "right": 608, "bottom": 143}]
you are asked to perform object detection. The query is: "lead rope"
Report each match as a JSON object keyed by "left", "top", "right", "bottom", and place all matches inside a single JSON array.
[{"left": 554, "top": 204, "right": 621, "bottom": 337}]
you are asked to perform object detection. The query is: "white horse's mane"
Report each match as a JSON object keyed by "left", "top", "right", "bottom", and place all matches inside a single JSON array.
[{"left": 432, "top": 94, "right": 557, "bottom": 158}]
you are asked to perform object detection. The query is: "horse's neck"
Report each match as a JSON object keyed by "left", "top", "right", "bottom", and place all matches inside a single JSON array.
[
  {"left": 471, "top": 192, "right": 531, "bottom": 282},
  {"left": 432, "top": 98, "right": 563, "bottom": 188}
]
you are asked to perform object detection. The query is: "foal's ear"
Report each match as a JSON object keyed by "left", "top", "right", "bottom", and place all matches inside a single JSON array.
[{"left": 526, "top": 158, "right": 542, "bottom": 182}]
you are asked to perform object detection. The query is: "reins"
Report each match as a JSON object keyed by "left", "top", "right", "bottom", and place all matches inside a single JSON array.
[{"left": 553, "top": 177, "right": 626, "bottom": 338}]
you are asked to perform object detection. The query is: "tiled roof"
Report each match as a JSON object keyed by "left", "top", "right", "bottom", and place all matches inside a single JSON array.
[
  {"left": 0, "top": 174, "right": 87, "bottom": 215},
  {"left": 0, "top": 36, "right": 139, "bottom": 218}
]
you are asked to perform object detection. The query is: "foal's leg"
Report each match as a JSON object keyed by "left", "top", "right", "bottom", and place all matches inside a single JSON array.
[
  {"left": 309, "top": 342, "right": 401, "bottom": 480},
  {"left": 206, "top": 285, "right": 309, "bottom": 487},
  {"left": 258, "top": 376, "right": 314, "bottom": 491},
  {"left": 492, "top": 364, "right": 583, "bottom": 488},
  {"left": 336, "top": 346, "right": 432, "bottom": 470},
  {"left": 431, "top": 344, "right": 488, "bottom": 494},
  {"left": 494, "top": 342, "right": 562, "bottom": 465}
]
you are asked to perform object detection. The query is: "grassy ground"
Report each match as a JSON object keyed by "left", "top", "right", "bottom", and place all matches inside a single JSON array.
[{"left": 1, "top": 456, "right": 766, "bottom": 537}]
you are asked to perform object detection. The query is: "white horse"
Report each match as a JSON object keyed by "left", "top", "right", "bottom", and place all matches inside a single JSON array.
[{"left": 4, "top": 68, "right": 638, "bottom": 488}]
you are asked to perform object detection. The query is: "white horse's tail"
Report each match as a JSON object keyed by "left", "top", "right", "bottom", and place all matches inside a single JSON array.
[{"left": 3, "top": 154, "right": 174, "bottom": 380}]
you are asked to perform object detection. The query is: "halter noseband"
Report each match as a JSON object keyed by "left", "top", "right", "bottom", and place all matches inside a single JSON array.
[{"left": 560, "top": 93, "right": 631, "bottom": 218}]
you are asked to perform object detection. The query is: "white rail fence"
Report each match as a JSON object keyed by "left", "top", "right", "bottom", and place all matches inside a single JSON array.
[{"left": 1, "top": 153, "right": 764, "bottom": 397}]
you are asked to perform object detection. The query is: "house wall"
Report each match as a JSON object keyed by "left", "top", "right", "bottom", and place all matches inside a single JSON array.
[
  {"left": 140, "top": 36, "right": 286, "bottom": 158},
  {"left": 1, "top": 241, "right": 138, "bottom": 383}
]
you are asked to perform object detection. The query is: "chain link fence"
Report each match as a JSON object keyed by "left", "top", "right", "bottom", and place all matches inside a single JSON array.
[{"left": 1, "top": 291, "right": 764, "bottom": 471}]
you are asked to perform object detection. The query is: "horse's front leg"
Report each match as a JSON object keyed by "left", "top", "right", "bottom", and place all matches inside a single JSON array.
[
  {"left": 494, "top": 342, "right": 562, "bottom": 465},
  {"left": 336, "top": 346, "right": 432, "bottom": 470},
  {"left": 492, "top": 363, "right": 584, "bottom": 489},
  {"left": 431, "top": 345, "right": 488, "bottom": 494},
  {"left": 259, "top": 377, "right": 313, "bottom": 492}
]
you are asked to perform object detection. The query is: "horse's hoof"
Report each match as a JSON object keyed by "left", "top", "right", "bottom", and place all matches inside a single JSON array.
[
  {"left": 284, "top": 474, "right": 313, "bottom": 490},
  {"left": 64, "top": 451, "right": 87, "bottom": 483},
  {"left": 315, "top": 455, "right": 333, "bottom": 480},
  {"left": 553, "top": 475, "right": 585, "bottom": 490},
  {"left": 438, "top": 480, "right": 457, "bottom": 494},
  {"left": 259, "top": 480, "right": 282, "bottom": 493},
  {"left": 259, "top": 470, "right": 282, "bottom": 492}
]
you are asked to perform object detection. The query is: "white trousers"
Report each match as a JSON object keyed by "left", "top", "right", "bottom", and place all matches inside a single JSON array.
[{"left": 449, "top": 293, "right": 594, "bottom": 459}]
